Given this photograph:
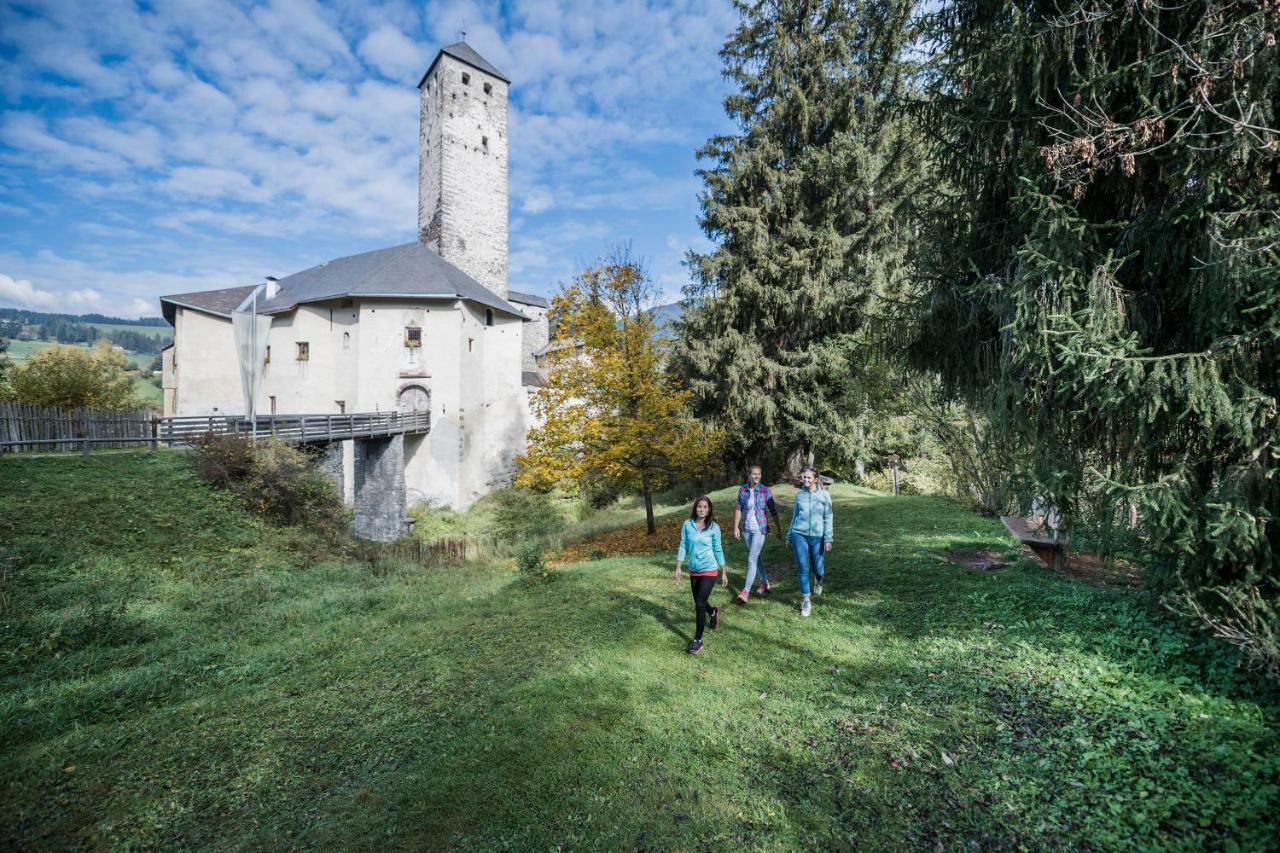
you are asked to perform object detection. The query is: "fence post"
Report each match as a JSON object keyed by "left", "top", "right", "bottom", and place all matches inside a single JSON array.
[{"left": 150, "top": 416, "right": 159, "bottom": 452}]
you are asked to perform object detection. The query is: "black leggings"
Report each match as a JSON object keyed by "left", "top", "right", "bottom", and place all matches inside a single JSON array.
[{"left": 690, "top": 575, "right": 716, "bottom": 640}]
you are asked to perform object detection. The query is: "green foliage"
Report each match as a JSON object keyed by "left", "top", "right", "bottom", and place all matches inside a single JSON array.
[
  {"left": 1, "top": 458, "right": 1276, "bottom": 848},
  {"left": 9, "top": 340, "right": 140, "bottom": 409},
  {"left": 519, "top": 250, "right": 724, "bottom": 533},
  {"left": 676, "top": 0, "right": 928, "bottom": 468},
  {"left": 515, "top": 542, "right": 549, "bottom": 581},
  {"left": 909, "top": 0, "right": 1280, "bottom": 672},
  {"left": 488, "top": 488, "right": 569, "bottom": 541},
  {"left": 191, "top": 434, "right": 347, "bottom": 530}
]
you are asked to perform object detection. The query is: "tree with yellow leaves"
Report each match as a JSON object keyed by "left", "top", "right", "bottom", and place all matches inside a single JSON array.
[
  {"left": 10, "top": 340, "right": 140, "bottom": 410},
  {"left": 517, "top": 252, "right": 723, "bottom": 534}
]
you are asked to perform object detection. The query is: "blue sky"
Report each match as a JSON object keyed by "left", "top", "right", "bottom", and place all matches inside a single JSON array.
[{"left": 0, "top": 0, "right": 735, "bottom": 318}]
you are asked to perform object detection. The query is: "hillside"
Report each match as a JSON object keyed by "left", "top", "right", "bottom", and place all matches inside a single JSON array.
[{"left": 1, "top": 453, "right": 1277, "bottom": 848}]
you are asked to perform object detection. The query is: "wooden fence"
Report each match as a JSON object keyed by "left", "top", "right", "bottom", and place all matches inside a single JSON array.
[{"left": 0, "top": 402, "right": 156, "bottom": 453}]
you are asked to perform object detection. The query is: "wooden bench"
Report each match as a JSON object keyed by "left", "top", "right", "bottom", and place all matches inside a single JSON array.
[{"left": 1001, "top": 515, "right": 1068, "bottom": 572}]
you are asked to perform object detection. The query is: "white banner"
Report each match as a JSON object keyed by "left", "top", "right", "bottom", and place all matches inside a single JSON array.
[{"left": 231, "top": 286, "right": 272, "bottom": 418}]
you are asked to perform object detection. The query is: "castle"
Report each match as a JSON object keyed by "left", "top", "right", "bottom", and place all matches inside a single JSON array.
[{"left": 159, "top": 42, "right": 549, "bottom": 509}]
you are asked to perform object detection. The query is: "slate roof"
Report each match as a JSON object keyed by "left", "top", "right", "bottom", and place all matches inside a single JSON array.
[
  {"left": 254, "top": 242, "right": 526, "bottom": 318},
  {"left": 418, "top": 42, "right": 510, "bottom": 87},
  {"left": 508, "top": 290, "right": 549, "bottom": 309},
  {"left": 159, "top": 284, "right": 257, "bottom": 325}
]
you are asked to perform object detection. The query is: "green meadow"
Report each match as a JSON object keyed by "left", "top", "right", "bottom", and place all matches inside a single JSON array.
[{"left": 2, "top": 453, "right": 1276, "bottom": 849}]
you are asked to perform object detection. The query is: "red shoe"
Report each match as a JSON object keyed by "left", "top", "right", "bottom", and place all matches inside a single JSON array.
[
  {"left": 735, "top": 590, "right": 749, "bottom": 606},
  {"left": 756, "top": 580, "right": 770, "bottom": 596},
  {"left": 710, "top": 606, "right": 721, "bottom": 630}
]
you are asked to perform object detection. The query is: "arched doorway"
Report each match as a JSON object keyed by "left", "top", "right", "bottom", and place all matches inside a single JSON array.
[{"left": 398, "top": 384, "right": 430, "bottom": 413}]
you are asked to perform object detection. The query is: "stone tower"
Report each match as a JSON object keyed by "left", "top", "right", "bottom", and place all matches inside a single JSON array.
[{"left": 417, "top": 42, "right": 509, "bottom": 299}]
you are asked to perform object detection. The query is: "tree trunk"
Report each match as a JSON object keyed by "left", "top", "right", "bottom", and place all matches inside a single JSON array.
[
  {"left": 642, "top": 485, "right": 656, "bottom": 535},
  {"left": 785, "top": 444, "right": 813, "bottom": 483}
]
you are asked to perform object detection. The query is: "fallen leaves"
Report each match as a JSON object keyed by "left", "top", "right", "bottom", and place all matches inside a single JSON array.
[{"left": 552, "top": 520, "right": 683, "bottom": 565}]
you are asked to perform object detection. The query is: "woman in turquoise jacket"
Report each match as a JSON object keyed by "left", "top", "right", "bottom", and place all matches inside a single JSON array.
[
  {"left": 788, "top": 466, "right": 833, "bottom": 618},
  {"left": 675, "top": 495, "right": 727, "bottom": 654}
]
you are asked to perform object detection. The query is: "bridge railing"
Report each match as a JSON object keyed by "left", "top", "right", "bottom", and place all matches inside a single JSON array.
[
  {"left": 158, "top": 410, "right": 431, "bottom": 445},
  {"left": 0, "top": 405, "right": 430, "bottom": 453}
]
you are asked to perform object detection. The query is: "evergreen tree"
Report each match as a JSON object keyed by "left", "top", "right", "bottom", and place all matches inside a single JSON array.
[
  {"left": 675, "top": 0, "right": 927, "bottom": 474},
  {"left": 911, "top": 1, "right": 1280, "bottom": 672}
]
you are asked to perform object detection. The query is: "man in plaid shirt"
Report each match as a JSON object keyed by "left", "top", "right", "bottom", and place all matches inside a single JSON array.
[{"left": 732, "top": 464, "right": 782, "bottom": 604}]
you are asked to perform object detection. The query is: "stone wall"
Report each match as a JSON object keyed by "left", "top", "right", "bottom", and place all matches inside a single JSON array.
[
  {"left": 418, "top": 54, "right": 509, "bottom": 299},
  {"left": 352, "top": 434, "right": 406, "bottom": 541}
]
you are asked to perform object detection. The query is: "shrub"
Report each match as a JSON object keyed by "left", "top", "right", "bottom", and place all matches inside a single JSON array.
[
  {"left": 191, "top": 432, "right": 255, "bottom": 488},
  {"left": 489, "top": 488, "right": 568, "bottom": 541},
  {"left": 191, "top": 435, "right": 347, "bottom": 531},
  {"left": 516, "top": 542, "right": 549, "bottom": 581}
]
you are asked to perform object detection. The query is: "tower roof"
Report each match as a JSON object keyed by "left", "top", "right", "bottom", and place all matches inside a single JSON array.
[{"left": 417, "top": 41, "right": 509, "bottom": 88}]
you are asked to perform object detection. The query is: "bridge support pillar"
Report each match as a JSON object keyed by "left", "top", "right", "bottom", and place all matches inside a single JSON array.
[{"left": 352, "top": 434, "right": 406, "bottom": 541}]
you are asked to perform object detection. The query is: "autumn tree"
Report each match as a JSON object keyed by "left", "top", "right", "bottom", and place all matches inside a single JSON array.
[
  {"left": 10, "top": 340, "right": 140, "bottom": 410},
  {"left": 518, "top": 253, "right": 723, "bottom": 534}
]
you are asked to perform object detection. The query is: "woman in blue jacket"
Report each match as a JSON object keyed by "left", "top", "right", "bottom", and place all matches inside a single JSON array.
[
  {"left": 788, "top": 466, "right": 833, "bottom": 618},
  {"left": 675, "top": 495, "right": 727, "bottom": 654}
]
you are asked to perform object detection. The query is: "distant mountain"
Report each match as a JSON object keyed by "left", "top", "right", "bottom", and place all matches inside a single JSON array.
[{"left": 648, "top": 301, "right": 684, "bottom": 339}]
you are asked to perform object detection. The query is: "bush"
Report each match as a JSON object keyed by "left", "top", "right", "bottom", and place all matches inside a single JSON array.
[
  {"left": 515, "top": 542, "right": 549, "bottom": 581},
  {"left": 488, "top": 488, "right": 568, "bottom": 541},
  {"left": 191, "top": 432, "right": 255, "bottom": 488},
  {"left": 192, "top": 435, "right": 348, "bottom": 531}
]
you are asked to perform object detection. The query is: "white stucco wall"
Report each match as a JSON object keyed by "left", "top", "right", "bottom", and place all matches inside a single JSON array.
[
  {"left": 170, "top": 307, "right": 243, "bottom": 416},
  {"left": 418, "top": 55, "right": 509, "bottom": 299}
]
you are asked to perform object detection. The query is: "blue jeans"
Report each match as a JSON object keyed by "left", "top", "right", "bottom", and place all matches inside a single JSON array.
[
  {"left": 744, "top": 531, "right": 769, "bottom": 591},
  {"left": 790, "top": 533, "right": 825, "bottom": 596}
]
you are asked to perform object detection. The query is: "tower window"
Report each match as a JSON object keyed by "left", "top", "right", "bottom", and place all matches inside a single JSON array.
[
  {"left": 483, "top": 82, "right": 492, "bottom": 95},
  {"left": 405, "top": 326, "right": 422, "bottom": 348},
  {"left": 296, "top": 341, "right": 309, "bottom": 361},
  {"left": 485, "top": 309, "right": 494, "bottom": 327},
  {"left": 264, "top": 345, "right": 270, "bottom": 364},
  {"left": 468, "top": 337, "right": 474, "bottom": 352},
  {"left": 342, "top": 331, "right": 351, "bottom": 350},
  {"left": 482, "top": 135, "right": 488, "bottom": 152},
  {"left": 461, "top": 72, "right": 470, "bottom": 85},
  {"left": 269, "top": 396, "right": 276, "bottom": 414}
]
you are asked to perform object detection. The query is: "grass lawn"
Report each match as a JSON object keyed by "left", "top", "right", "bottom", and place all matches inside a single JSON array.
[
  {"left": 7, "top": 338, "right": 154, "bottom": 371},
  {"left": 2, "top": 453, "right": 1277, "bottom": 849}
]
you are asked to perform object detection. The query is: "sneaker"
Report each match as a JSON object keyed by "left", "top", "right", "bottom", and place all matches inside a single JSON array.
[
  {"left": 735, "top": 590, "right": 749, "bottom": 606},
  {"left": 687, "top": 639, "right": 704, "bottom": 655},
  {"left": 710, "top": 606, "right": 721, "bottom": 630},
  {"left": 814, "top": 580, "right": 823, "bottom": 597},
  {"left": 756, "top": 580, "right": 770, "bottom": 596},
  {"left": 800, "top": 598, "right": 812, "bottom": 618}
]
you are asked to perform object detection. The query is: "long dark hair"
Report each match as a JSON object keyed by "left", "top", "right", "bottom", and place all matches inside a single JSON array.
[{"left": 689, "top": 495, "right": 715, "bottom": 528}]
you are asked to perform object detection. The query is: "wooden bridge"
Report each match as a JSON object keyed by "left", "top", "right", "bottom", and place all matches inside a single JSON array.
[{"left": 0, "top": 403, "right": 430, "bottom": 453}]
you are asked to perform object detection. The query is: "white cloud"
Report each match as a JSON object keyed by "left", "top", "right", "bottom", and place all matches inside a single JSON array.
[
  {"left": 0, "top": 0, "right": 738, "bottom": 311},
  {"left": 359, "top": 25, "right": 427, "bottom": 80},
  {"left": 0, "top": 272, "right": 114, "bottom": 314}
]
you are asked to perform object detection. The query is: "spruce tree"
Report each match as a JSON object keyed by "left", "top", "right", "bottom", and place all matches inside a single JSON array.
[
  {"left": 676, "top": 0, "right": 926, "bottom": 473},
  {"left": 911, "top": 1, "right": 1280, "bottom": 672}
]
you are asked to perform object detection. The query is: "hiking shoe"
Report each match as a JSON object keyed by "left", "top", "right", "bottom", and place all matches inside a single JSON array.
[
  {"left": 735, "top": 590, "right": 749, "bottom": 606},
  {"left": 756, "top": 580, "right": 770, "bottom": 596},
  {"left": 687, "top": 639, "right": 704, "bottom": 655},
  {"left": 814, "top": 580, "right": 823, "bottom": 597},
  {"left": 710, "top": 606, "right": 721, "bottom": 630},
  {"left": 800, "top": 598, "right": 812, "bottom": 618}
]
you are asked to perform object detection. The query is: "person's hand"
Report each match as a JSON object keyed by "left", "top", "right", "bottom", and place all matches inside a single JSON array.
[
  {"left": 719, "top": 570, "right": 729, "bottom": 589},
  {"left": 733, "top": 527, "right": 741, "bottom": 541},
  {"left": 824, "top": 542, "right": 832, "bottom": 553},
  {"left": 675, "top": 565, "right": 683, "bottom": 582},
  {"left": 785, "top": 536, "right": 793, "bottom": 550}
]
